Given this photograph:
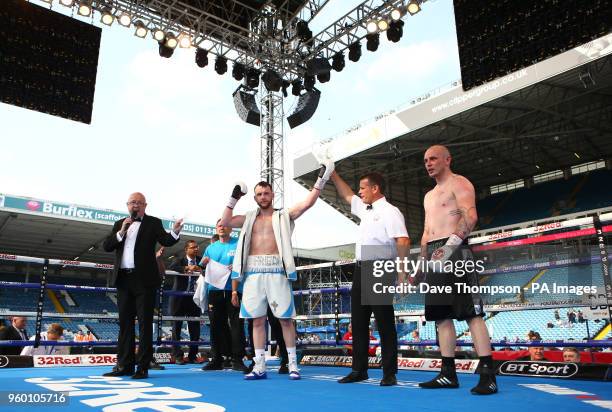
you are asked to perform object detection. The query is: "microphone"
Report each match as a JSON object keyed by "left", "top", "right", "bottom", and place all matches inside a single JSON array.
[{"left": 125, "top": 210, "right": 138, "bottom": 230}]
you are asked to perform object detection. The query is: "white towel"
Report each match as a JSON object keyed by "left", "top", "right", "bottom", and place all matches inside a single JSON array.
[
  {"left": 192, "top": 275, "right": 208, "bottom": 314},
  {"left": 205, "top": 259, "right": 231, "bottom": 289}
]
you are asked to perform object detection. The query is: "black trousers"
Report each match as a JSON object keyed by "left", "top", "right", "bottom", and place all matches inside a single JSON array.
[
  {"left": 116, "top": 272, "right": 156, "bottom": 371},
  {"left": 246, "top": 307, "right": 288, "bottom": 364},
  {"left": 350, "top": 262, "right": 397, "bottom": 375},
  {"left": 208, "top": 290, "right": 245, "bottom": 360},
  {"left": 171, "top": 297, "right": 201, "bottom": 360}
]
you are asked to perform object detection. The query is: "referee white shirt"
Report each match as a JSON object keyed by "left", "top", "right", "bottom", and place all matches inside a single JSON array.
[{"left": 351, "top": 195, "right": 409, "bottom": 261}]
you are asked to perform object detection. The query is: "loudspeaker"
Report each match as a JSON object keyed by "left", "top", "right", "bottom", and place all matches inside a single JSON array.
[
  {"left": 287, "top": 88, "right": 320, "bottom": 129},
  {"left": 233, "top": 89, "right": 260, "bottom": 126}
]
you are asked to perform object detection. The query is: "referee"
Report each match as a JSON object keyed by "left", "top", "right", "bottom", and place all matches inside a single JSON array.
[{"left": 330, "top": 171, "right": 410, "bottom": 386}]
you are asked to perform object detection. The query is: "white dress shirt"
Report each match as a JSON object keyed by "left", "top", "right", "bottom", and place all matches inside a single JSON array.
[
  {"left": 116, "top": 218, "right": 179, "bottom": 269},
  {"left": 351, "top": 195, "right": 409, "bottom": 261}
]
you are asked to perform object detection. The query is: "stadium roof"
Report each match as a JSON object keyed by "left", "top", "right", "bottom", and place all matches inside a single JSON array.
[
  {"left": 294, "top": 34, "right": 612, "bottom": 238},
  {"left": 0, "top": 193, "right": 225, "bottom": 265}
]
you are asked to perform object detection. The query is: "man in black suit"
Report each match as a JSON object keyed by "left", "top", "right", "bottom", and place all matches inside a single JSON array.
[
  {"left": 103, "top": 192, "right": 183, "bottom": 379},
  {"left": 169, "top": 240, "right": 203, "bottom": 364},
  {"left": 0, "top": 316, "right": 28, "bottom": 355}
]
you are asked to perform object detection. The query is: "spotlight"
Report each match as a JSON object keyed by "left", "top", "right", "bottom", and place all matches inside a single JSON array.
[
  {"left": 304, "top": 75, "right": 315, "bottom": 91},
  {"left": 262, "top": 69, "right": 283, "bottom": 92},
  {"left": 133, "top": 21, "right": 148, "bottom": 38},
  {"left": 165, "top": 33, "right": 178, "bottom": 49},
  {"left": 366, "top": 20, "right": 378, "bottom": 33},
  {"left": 100, "top": 8, "right": 114, "bottom": 26},
  {"left": 317, "top": 71, "right": 330, "bottom": 83},
  {"left": 179, "top": 33, "right": 192, "bottom": 48},
  {"left": 153, "top": 29, "right": 165, "bottom": 42},
  {"left": 366, "top": 33, "right": 379, "bottom": 51},
  {"left": 246, "top": 68, "right": 260, "bottom": 88},
  {"left": 291, "top": 79, "right": 302, "bottom": 96},
  {"left": 386, "top": 20, "right": 404, "bottom": 42},
  {"left": 195, "top": 48, "right": 208, "bottom": 68},
  {"left": 215, "top": 57, "right": 228, "bottom": 75},
  {"left": 377, "top": 19, "right": 389, "bottom": 31},
  {"left": 77, "top": 1, "right": 92, "bottom": 16},
  {"left": 306, "top": 57, "right": 332, "bottom": 76},
  {"left": 296, "top": 20, "right": 313, "bottom": 42},
  {"left": 407, "top": 0, "right": 421, "bottom": 15},
  {"left": 232, "top": 63, "right": 245, "bottom": 81},
  {"left": 118, "top": 13, "right": 132, "bottom": 27},
  {"left": 59, "top": 0, "right": 74, "bottom": 6},
  {"left": 158, "top": 41, "right": 174, "bottom": 58},
  {"left": 331, "top": 52, "right": 345, "bottom": 72},
  {"left": 390, "top": 7, "right": 404, "bottom": 21},
  {"left": 348, "top": 41, "right": 361, "bottom": 62}
]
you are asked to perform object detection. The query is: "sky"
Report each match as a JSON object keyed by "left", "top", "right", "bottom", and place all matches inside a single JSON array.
[{"left": 0, "top": 0, "right": 461, "bottom": 249}]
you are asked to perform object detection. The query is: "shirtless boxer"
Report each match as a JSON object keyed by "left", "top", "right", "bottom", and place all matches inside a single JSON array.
[
  {"left": 220, "top": 159, "right": 334, "bottom": 380},
  {"left": 416, "top": 145, "right": 497, "bottom": 395}
]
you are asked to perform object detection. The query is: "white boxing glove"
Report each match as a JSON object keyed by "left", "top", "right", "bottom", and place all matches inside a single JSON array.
[
  {"left": 227, "top": 182, "right": 247, "bottom": 209},
  {"left": 426, "top": 234, "right": 464, "bottom": 274},
  {"left": 313, "top": 158, "right": 335, "bottom": 190}
]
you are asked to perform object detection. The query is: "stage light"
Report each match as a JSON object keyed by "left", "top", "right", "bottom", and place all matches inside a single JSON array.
[
  {"left": 59, "top": 0, "right": 74, "bottom": 6},
  {"left": 77, "top": 0, "right": 92, "bottom": 16},
  {"left": 165, "top": 33, "right": 178, "bottom": 49},
  {"left": 332, "top": 52, "right": 345, "bottom": 72},
  {"left": 215, "top": 56, "right": 228, "bottom": 75},
  {"left": 153, "top": 29, "right": 165, "bottom": 42},
  {"left": 366, "top": 20, "right": 378, "bottom": 33},
  {"left": 246, "top": 68, "right": 260, "bottom": 88},
  {"left": 195, "top": 48, "right": 208, "bottom": 68},
  {"left": 377, "top": 19, "right": 389, "bottom": 31},
  {"left": 407, "top": 0, "right": 421, "bottom": 16},
  {"left": 291, "top": 79, "right": 302, "bottom": 96},
  {"left": 386, "top": 20, "right": 404, "bottom": 42},
  {"left": 100, "top": 8, "right": 114, "bottom": 26},
  {"left": 390, "top": 7, "right": 404, "bottom": 21},
  {"left": 118, "top": 13, "right": 132, "bottom": 27},
  {"left": 366, "top": 33, "right": 379, "bottom": 51},
  {"left": 179, "top": 33, "right": 192, "bottom": 48},
  {"left": 296, "top": 20, "right": 312, "bottom": 42},
  {"left": 317, "top": 71, "right": 330, "bottom": 83},
  {"left": 348, "top": 41, "right": 361, "bottom": 62},
  {"left": 232, "top": 63, "right": 245, "bottom": 81},
  {"left": 133, "top": 21, "right": 148, "bottom": 38},
  {"left": 262, "top": 69, "right": 283, "bottom": 92},
  {"left": 281, "top": 80, "right": 290, "bottom": 98},
  {"left": 158, "top": 41, "right": 174, "bottom": 58}
]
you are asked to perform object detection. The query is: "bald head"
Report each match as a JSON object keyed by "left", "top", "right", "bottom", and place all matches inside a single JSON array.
[
  {"left": 424, "top": 145, "right": 452, "bottom": 179},
  {"left": 126, "top": 192, "right": 147, "bottom": 217},
  {"left": 425, "top": 145, "right": 451, "bottom": 159}
]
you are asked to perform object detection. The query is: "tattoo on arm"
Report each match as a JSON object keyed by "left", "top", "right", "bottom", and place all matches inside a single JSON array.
[{"left": 451, "top": 207, "right": 476, "bottom": 238}]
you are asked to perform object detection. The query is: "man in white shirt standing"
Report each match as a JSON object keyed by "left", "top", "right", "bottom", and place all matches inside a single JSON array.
[
  {"left": 330, "top": 171, "right": 410, "bottom": 386},
  {"left": 21, "top": 323, "right": 69, "bottom": 356}
]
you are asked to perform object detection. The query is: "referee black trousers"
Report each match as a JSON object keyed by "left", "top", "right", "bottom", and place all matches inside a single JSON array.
[{"left": 350, "top": 262, "right": 397, "bottom": 375}]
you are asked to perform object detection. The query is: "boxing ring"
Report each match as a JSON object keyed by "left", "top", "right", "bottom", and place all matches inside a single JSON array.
[{"left": 1, "top": 213, "right": 612, "bottom": 411}]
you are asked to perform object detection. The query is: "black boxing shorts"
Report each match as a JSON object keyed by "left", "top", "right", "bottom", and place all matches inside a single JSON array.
[{"left": 423, "top": 237, "right": 485, "bottom": 322}]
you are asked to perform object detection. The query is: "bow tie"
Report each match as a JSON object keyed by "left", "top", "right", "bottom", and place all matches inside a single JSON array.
[
  {"left": 366, "top": 204, "right": 373, "bottom": 210},
  {"left": 133, "top": 217, "right": 143, "bottom": 222}
]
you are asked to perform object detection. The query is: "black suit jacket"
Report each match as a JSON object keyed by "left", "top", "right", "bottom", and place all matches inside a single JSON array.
[
  {"left": 168, "top": 255, "right": 202, "bottom": 314},
  {"left": 103, "top": 214, "right": 180, "bottom": 288},
  {"left": 169, "top": 255, "right": 203, "bottom": 292},
  {"left": 0, "top": 325, "right": 27, "bottom": 355}
]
